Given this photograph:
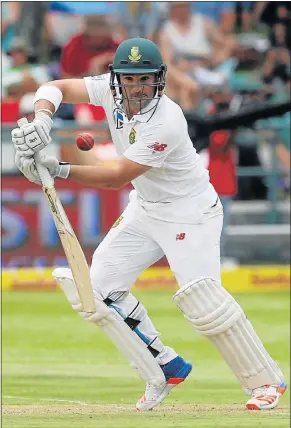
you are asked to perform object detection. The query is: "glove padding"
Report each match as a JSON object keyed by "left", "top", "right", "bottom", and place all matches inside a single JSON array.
[
  {"left": 11, "top": 112, "right": 53, "bottom": 157},
  {"left": 15, "top": 152, "right": 70, "bottom": 185}
]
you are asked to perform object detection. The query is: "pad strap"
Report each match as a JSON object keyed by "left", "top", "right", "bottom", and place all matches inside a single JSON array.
[{"left": 104, "top": 296, "right": 164, "bottom": 358}]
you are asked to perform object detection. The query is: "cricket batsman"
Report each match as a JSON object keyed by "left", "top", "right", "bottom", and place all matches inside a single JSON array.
[{"left": 12, "top": 38, "right": 286, "bottom": 411}]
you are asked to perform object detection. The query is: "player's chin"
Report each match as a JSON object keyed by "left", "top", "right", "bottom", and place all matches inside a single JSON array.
[
  {"left": 141, "top": 98, "right": 152, "bottom": 108},
  {"left": 130, "top": 98, "right": 151, "bottom": 109}
]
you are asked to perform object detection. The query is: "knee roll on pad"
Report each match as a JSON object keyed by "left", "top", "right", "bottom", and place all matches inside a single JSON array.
[
  {"left": 174, "top": 278, "right": 284, "bottom": 390},
  {"left": 53, "top": 268, "right": 165, "bottom": 387}
]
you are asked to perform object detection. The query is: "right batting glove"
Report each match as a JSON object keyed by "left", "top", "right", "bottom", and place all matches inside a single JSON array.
[{"left": 11, "top": 112, "right": 53, "bottom": 157}]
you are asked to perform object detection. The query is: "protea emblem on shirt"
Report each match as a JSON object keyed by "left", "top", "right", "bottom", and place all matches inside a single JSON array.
[
  {"left": 129, "top": 128, "right": 136, "bottom": 144},
  {"left": 112, "top": 215, "right": 123, "bottom": 228},
  {"left": 128, "top": 46, "right": 142, "bottom": 63}
]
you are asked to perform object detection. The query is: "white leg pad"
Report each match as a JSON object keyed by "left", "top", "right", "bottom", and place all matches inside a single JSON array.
[
  {"left": 174, "top": 278, "right": 284, "bottom": 390},
  {"left": 53, "top": 268, "right": 165, "bottom": 387}
]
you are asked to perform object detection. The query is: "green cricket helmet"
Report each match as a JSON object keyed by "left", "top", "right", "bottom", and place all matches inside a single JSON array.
[{"left": 109, "top": 38, "right": 167, "bottom": 113}]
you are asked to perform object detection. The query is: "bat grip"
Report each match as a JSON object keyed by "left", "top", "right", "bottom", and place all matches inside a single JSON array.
[{"left": 34, "top": 152, "right": 55, "bottom": 188}]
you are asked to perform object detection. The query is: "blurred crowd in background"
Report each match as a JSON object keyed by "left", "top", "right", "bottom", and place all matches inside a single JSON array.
[{"left": 2, "top": 1, "right": 290, "bottom": 203}]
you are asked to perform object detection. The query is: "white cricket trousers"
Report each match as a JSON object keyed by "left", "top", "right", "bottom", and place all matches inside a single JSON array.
[
  {"left": 90, "top": 187, "right": 223, "bottom": 365},
  {"left": 91, "top": 188, "right": 223, "bottom": 291}
]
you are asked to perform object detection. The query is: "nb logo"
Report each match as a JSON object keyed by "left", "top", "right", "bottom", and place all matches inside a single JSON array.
[
  {"left": 147, "top": 143, "right": 167, "bottom": 152},
  {"left": 176, "top": 233, "right": 185, "bottom": 241}
]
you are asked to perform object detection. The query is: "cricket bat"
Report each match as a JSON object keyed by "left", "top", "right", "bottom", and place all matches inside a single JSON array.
[{"left": 17, "top": 118, "right": 96, "bottom": 313}]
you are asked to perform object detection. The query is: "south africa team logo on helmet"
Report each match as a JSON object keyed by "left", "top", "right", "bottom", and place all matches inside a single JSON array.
[{"left": 128, "top": 46, "right": 142, "bottom": 63}]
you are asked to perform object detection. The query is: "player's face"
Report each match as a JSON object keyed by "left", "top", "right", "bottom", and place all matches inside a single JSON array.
[{"left": 119, "top": 74, "right": 156, "bottom": 113}]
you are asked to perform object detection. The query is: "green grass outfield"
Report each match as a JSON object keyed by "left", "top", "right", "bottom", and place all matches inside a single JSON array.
[{"left": 2, "top": 290, "right": 290, "bottom": 428}]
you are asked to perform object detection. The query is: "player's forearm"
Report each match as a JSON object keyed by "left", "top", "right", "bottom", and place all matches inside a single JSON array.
[
  {"left": 34, "top": 99, "right": 55, "bottom": 116},
  {"left": 68, "top": 165, "right": 126, "bottom": 189},
  {"left": 33, "top": 79, "right": 89, "bottom": 116}
]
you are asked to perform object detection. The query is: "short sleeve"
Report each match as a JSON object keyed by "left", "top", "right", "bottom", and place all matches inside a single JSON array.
[
  {"left": 123, "top": 124, "right": 179, "bottom": 168},
  {"left": 83, "top": 74, "right": 111, "bottom": 107}
]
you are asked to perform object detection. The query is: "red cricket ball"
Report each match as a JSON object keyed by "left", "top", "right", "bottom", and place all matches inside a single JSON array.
[{"left": 76, "top": 133, "right": 95, "bottom": 151}]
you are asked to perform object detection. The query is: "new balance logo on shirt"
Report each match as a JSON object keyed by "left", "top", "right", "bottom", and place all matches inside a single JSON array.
[
  {"left": 147, "top": 143, "right": 168, "bottom": 152},
  {"left": 176, "top": 233, "right": 185, "bottom": 241}
]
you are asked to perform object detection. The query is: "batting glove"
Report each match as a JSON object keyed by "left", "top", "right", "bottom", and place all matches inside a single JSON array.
[
  {"left": 15, "top": 152, "right": 70, "bottom": 185},
  {"left": 11, "top": 112, "right": 53, "bottom": 157}
]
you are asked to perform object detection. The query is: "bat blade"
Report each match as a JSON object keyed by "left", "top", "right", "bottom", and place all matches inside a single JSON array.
[
  {"left": 43, "top": 186, "right": 96, "bottom": 313},
  {"left": 15, "top": 117, "right": 95, "bottom": 312}
]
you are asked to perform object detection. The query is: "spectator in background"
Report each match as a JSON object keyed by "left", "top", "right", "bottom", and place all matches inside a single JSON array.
[
  {"left": 159, "top": 2, "right": 236, "bottom": 110},
  {"left": 200, "top": 90, "right": 239, "bottom": 268},
  {"left": 1, "top": 50, "right": 23, "bottom": 123},
  {"left": 15, "top": 1, "right": 50, "bottom": 62},
  {"left": 263, "top": 21, "right": 290, "bottom": 87},
  {"left": 2, "top": 38, "right": 51, "bottom": 98},
  {"left": 61, "top": 15, "right": 118, "bottom": 77},
  {"left": 2, "top": 38, "right": 50, "bottom": 123},
  {"left": 276, "top": 121, "right": 290, "bottom": 198},
  {"left": 238, "top": 2, "right": 256, "bottom": 32},
  {"left": 45, "top": 9, "right": 83, "bottom": 63},
  {"left": 1, "top": 1, "right": 20, "bottom": 53},
  {"left": 1, "top": 82, "right": 24, "bottom": 123},
  {"left": 193, "top": 1, "right": 236, "bottom": 35},
  {"left": 271, "top": 76, "right": 290, "bottom": 198},
  {"left": 115, "top": 2, "right": 163, "bottom": 43},
  {"left": 252, "top": 1, "right": 290, "bottom": 28}
]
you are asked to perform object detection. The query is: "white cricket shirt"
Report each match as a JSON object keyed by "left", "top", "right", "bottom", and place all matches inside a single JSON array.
[{"left": 84, "top": 74, "right": 218, "bottom": 222}]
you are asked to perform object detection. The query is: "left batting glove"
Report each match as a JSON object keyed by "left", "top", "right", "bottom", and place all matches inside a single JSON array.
[{"left": 15, "top": 152, "right": 70, "bottom": 185}]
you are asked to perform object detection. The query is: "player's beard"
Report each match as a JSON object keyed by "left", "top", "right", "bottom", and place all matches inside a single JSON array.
[
  {"left": 131, "top": 96, "right": 151, "bottom": 110},
  {"left": 124, "top": 95, "right": 152, "bottom": 116},
  {"left": 122, "top": 84, "right": 155, "bottom": 116}
]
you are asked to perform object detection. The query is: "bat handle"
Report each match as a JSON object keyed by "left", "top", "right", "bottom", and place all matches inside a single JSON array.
[
  {"left": 34, "top": 152, "right": 54, "bottom": 188},
  {"left": 17, "top": 117, "right": 54, "bottom": 188}
]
